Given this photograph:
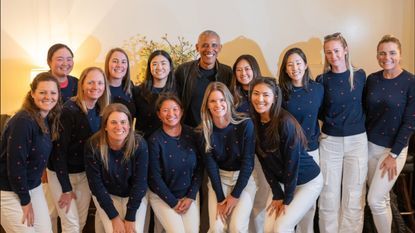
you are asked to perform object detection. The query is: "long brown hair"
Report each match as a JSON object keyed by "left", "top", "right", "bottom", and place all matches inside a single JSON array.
[
  {"left": 249, "top": 77, "right": 307, "bottom": 158},
  {"left": 22, "top": 72, "right": 62, "bottom": 141},
  {"left": 104, "top": 48, "right": 133, "bottom": 97},
  {"left": 88, "top": 103, "right": 139, "bottom": 170}
]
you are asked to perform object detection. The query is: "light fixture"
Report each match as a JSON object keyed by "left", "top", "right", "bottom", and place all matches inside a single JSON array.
[{"left": 30, "top": 68, "right": 49, "bottom": 82}]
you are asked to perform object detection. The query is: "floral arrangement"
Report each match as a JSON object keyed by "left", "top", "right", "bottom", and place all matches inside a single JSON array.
[{"left": 122, "top": 34, "right": 197, "bottom": 84}]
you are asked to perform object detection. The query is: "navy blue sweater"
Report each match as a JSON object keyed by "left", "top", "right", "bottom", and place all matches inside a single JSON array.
[
  {"left": 47, "top": 100, "right": 100, "bottom": 193},
  {"left": 365, "top": 70, "right": 415, "bottom": 155},
  {"left": 148, "top": 125, "right": 203, "bottom": 208},
  {"left": 204, "top": 119, "right": 255, "bottom": 202},
  {"left": 109, "top": 85, "right": 136, "bottom": 117},
  {"left": 133, "top": 85, "right": 177, "bottom": 139},
  {"left": 85, "top": 135, "right": 148, "bottom": 221},
  {"left": 61, "top": 75, "right": 78, "bottom": 103},
  {"left": 316, "top": 69, "right": 366, "bottom": 136},
  {"left": 257, "top": 115, "right": 320, "bottom": 205},
  {"left": 0, "top": 111, "right": 52, "bottom": 205},
  {"left": 236, "top": 89, "right": 250, "bottom": 114},
  {"left": 282, "top": 81, "right": 324, "bottom": 151}
]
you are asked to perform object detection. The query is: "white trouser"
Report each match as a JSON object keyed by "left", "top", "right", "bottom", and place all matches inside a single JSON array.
[
  {"left": 263, "top": 173, "right": 323, "bottom": 233},
  {"left": 295, "top": 149, "right": 319, "bottom": 233},
  {"left": 46, "top": 169, "right": 91, "bottom": 233},
  {"left": 42, "top": 182, "right": 59, "bottom": 233},
  {"left": 92, "top": 194, "right": 148, "bottom": 233},
  {"left": 367, "top": 142, "right": 408, "bottom": 233},
  {"left": 149, "top": 191, "right": 200, "bottom": 233},
  {"left": 318, "top": 132, "right": 368, "bottom": 233},
  {"left": 208, "top": 170, "right": 256, "bottom": 233},
  {"left": 249, "top": 155, "right": 271, "bottom": 233},
  {"left": 1, "top": 184, "right": 53, "bottom": 233}
]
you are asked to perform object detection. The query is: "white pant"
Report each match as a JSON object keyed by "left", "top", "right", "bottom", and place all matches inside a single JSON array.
[
  {"left": 295, "top": 149, "right": 319, "bottom": 233},
  {"left": 367, "top": 142, "right": 408, "bottom": 233},
  {"left": 149, "top": 191, "right": 199, "bottom": 233},
  {"left": 92, "top": 194, "right": 148, "bottom": 233},
  {"left": 249, "top": 155, "right": 271, "bottom": 233},
  {"left": 208, "top": 170, "right": 256, "bottom": 233},
  {"left": 46, "top": 169, "right": 91, "bottom": 233},
  {"left": 264, "top": 173, "right": 323, "bottom": 233},
  {"left": 318, "top": 132, "right": 368, "bottom": 233},
  {"left": 1, "top": 184, "right": 53, "bottom": 233},
  {"left": 42, "top": 183, "right": 59, "bottom": 233}
]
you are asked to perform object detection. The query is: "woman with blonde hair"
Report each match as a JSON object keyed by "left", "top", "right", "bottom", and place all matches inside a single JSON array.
[
  {"left": 85, "top": 103, "right": 148, "bottom": 233},
  {"left": 47, "top": 67, "right": 110, "bottom": 232},
  {"left": 317, "top": 32, "right": 368, "bottom": 233},
  {"left": 1, "top": 72, "right": 62, "bottom": 232},
  {"left": 200, "top": 82, "right": 256, "bottom": 233}
]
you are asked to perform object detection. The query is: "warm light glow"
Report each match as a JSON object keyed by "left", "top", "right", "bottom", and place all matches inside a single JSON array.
[{"left": 30, "top": 68, "right": 50, "bottom": 82}]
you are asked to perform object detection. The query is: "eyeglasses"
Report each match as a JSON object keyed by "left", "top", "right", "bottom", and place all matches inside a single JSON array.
[
  {"left": 235, "top": 66, "right": 252, "bottom": 73},
  {"left": 324, "top": 32, "right": 343, "bottom": 41}
]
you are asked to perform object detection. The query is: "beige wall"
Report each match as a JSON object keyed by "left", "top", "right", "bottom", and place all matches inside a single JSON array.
[{"left": 1, "top": 0, "right": 414, "bottom": 115}]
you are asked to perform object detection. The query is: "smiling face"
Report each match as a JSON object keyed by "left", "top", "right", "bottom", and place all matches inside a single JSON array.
[
  {"left": 286, "top": 53, "right": 307, "bottom": 87},
  {"left": 207, "top": 90, "right": 228, "bottom": 120},
  {"left": 196, "top": 34, "right": 222, "bottom": 70},
  {"left": 31, "top": 80, "right": 59, "bottom": 117},
  {"left": 82, "top": 69, "right": 106, "bottom": 103},
  {"left": 377, "top": 42, "right": 401, "bottom": 72},
  {"left": 157, "top": 99, "right": 183, "bottom": 128},
  {"left": 324, "top": 40, "right": 348, "bottom": 71},
  {"left": 48, "top": 47, "right": 74, "bottom": 79},
  {"left": 150, "top": 55, "right": 171, "bottom": 82},
  {"left": 108, "top": 51, "right": 128, "bottom": 82},
  {"left": 235, "top": 59, "right": 254, "bottom": 89},
  {"left": 105, "top": 111, "right": 130, "bottom": 144},
  {"left": 251, "top": 83, "right": 275, "bottom": 121}
]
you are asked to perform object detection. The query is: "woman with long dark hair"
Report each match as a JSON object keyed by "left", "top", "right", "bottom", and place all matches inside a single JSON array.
[
  {"left": 249, "top": 77, "right": 322, "bottom": 233},
  {"left": 134, "top": 50, "right": 176, "bottom": 139},
  {"left": 278, "top": 48, "right": 324, "bottom": 232}
]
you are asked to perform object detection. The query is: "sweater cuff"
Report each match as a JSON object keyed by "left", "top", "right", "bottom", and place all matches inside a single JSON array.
[
  {"left": 105, "top": 207, "right": 119, "bottom": 220},
  {"left": 167, "top": 198, "right": 179, "bottom": 208},
  {"left": 391, "top": 144, "right": 404, "bottom": 156},
  {"left": 230, "top": 189, "right": 242, "bottom": 199},
  {"left": 389, "top": 152, "right": 398, "bottom": 159},
  {"left": 284, "top": 195, "right": 294, "bottom": 205},
  {"left": 125, "top": 208, "right": 137, "bottom": 222},
  {"left": 216, "top": 192, "right": 226, "bottom": 203},
  {"left": 19, "top": 193, "right": 31, "bottom": 206}
]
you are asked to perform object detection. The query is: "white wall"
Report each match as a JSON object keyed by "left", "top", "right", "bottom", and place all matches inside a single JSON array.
[{"left": 1, "top": 0, "right": 414, "bottom": 114}]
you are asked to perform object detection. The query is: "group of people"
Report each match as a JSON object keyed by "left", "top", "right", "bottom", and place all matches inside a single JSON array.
[{"left": 0, "top": 30, "right": 413, "bottom": 233}]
